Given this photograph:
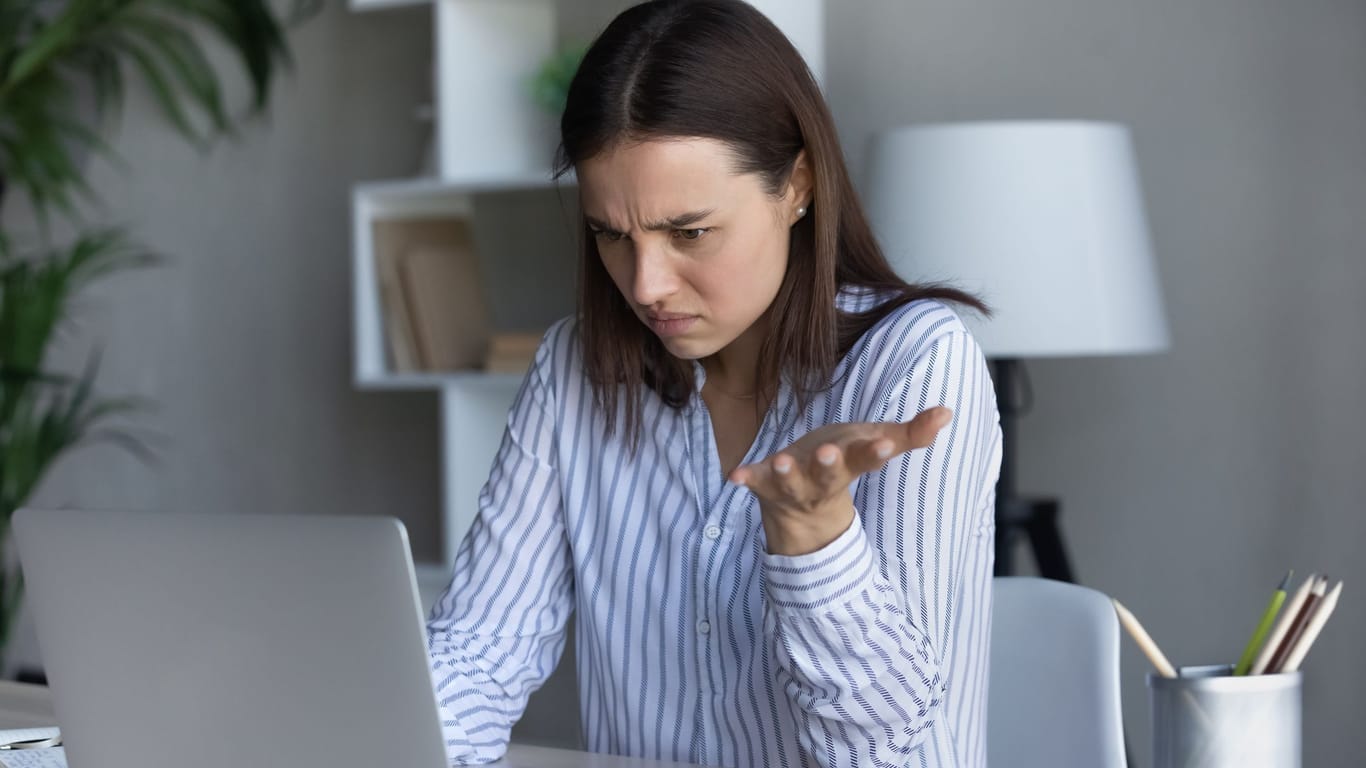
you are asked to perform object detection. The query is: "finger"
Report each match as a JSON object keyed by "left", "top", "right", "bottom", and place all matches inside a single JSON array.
[
  {"left": 844, "top": 408, "right": 953, "bottom": 475},
  {"left": 731, "top": 455, "right": 782, "bottom": 494},
  {"left": 899, "top": 407, "right": 953, "bottom": 451},
  {"left": 844, "top": 436, "right": 897, "bottom": 476},
  {"left": 771, "top": 452, "right": 805, "bottom": 499},
  {"left": 810, "top": 442, "right": 845, "bottom": 490},
  {"left": 730, "top": 460, "right": 771, "bottom": 490}
]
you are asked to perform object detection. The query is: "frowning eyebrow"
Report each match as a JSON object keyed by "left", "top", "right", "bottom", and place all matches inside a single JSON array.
[{"left": 585, "top": 209, "right": 716, "bottom": 234}]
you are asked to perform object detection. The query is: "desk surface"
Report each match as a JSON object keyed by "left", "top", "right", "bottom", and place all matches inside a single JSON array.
[{"left": 0, "top": 681, "right": 705, "bottom": 767}]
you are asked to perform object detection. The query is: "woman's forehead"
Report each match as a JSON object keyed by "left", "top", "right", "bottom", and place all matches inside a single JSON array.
[{"left": 578, "top": 137, "right": 758, "bottom": 222}]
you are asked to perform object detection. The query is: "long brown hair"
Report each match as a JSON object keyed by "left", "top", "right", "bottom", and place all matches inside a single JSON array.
[{"left": 555, "top": 0, "right": 985, "bottom": 443}]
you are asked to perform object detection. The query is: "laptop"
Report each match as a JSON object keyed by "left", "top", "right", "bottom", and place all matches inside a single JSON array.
[{"left": 12, "top": 508, "right": 451, "bottom": 768}]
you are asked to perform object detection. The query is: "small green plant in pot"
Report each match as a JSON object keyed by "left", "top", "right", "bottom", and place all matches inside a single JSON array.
[{"left": 0, "top": 0, "right": 318, "bottom": 670}]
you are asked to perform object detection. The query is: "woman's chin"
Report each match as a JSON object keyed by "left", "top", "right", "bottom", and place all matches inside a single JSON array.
[
  {"left": 657, "top": 335, "right": 719, "bottom": 361},
  {"left": 659, "top": 340, "right": 705, "bottom": 360}
]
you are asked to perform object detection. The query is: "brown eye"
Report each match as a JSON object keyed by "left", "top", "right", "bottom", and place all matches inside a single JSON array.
[{"left": 674, "top": 228, "right": 709, "bottom": 241}]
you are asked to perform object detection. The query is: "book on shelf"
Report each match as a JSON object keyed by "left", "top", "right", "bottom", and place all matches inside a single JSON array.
[
  {"left": 371, "top": 217, "right": 490, "bottom": 372},
  {"left": 372, "top": 223, "right": 421, "bottom": 372}
]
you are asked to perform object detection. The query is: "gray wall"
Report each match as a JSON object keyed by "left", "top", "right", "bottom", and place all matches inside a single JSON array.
[
  {"left": 827, "top": 1, "right": 1366, "bottom": 766},
  {"left": 9, "top": 0, "right": 1365, "bottom": 765}
]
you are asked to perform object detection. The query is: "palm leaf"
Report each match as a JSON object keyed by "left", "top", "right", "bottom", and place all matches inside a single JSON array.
[
  {"left": 0, "top": 346, "right": 153, "bottom": 514},
  {"left": 122, "top": 11, "right": 228, "bottom": 134},
  {"left": 112, "top": 32, "right": 198, "bottom": 142},
  {"left": 0, "top": 0, "right": 318, "bottom": 223},
  {"left": 0, "top": 229, "right": 157, "bottom": 427}
]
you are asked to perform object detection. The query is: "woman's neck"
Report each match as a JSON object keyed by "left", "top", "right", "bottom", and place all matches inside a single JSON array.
[{"left": 701, "top": 319, "right": 769, "bottom": 399}]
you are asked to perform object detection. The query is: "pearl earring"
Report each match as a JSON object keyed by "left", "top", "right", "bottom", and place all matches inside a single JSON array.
[{"left": 797, "top": 206, "right": 807, "bottom": 218}]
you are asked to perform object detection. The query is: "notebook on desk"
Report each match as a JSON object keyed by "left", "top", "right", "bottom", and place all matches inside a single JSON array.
[{"left": 12, "top": 508, "right": 452, "bottom": 768}]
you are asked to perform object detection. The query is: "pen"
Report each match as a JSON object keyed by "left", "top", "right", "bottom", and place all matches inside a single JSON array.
[
  {"left": 1113, "top": 599, "right": 1177, "bottom": 678},
  {"left": 1266, "top": 576, "right": 1327, "bottom": 673},
  {"left": 1233, "top": 570, "right": 1292, "bottom": 676},
  {"left": 1279, "top": 580, "right": 1343, "bottom": 673},
  {"left": 1250, "top": 572, "right": 1316, "bottom": 675}
]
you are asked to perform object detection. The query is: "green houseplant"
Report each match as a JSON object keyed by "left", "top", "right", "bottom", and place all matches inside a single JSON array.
[{"left": 0, "top": 0, "right": 315, "bottom": 666}]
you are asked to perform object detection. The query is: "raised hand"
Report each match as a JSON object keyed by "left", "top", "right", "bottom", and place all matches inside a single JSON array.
[{"left": 730, "top": 406, "right": 953, "bottom": 555}]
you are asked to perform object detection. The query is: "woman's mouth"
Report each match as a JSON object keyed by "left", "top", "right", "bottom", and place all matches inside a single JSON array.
[{"left": 646, "top": 314, "right": 699, "bottom": 337}]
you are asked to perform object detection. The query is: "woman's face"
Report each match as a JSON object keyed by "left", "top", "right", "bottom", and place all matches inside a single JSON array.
[{"left": 578, "top": 137, "right": 809, "bottom": 362}]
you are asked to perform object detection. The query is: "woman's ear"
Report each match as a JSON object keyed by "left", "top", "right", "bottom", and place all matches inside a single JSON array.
[{"left": 786, "top": 149, "right": 814, "bottom": 223}]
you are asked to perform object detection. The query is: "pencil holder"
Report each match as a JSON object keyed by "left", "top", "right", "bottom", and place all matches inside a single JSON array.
[{"left": 1148, "top": 664, "right": 1301, "bottom": 768}]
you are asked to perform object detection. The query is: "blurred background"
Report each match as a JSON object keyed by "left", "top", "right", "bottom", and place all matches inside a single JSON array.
[{"left": 5, "top": 1, "right": 1363, "bottom": 766}]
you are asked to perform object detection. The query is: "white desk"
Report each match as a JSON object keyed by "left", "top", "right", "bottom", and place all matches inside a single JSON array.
[{"left": 0, "top": 681, "right": 704, "bottom": 767}]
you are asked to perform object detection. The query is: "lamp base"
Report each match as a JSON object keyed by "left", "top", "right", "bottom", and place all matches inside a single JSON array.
[{"left": 994, "top": 495, "right": 1075, "bottom": 581}]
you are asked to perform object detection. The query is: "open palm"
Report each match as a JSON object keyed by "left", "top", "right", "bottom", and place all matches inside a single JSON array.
[{"left": 730, "top": 406, "right": 952, "bottom": 515}]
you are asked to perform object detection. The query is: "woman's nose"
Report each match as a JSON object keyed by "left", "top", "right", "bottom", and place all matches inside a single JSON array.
[{"left": 631, "top": 245, "right": 679, "bottom": 307}]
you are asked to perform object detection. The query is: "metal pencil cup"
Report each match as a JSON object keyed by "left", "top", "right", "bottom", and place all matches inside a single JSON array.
[{"left": 1148, "top": 664, "right": 1301, "bottom": 768}]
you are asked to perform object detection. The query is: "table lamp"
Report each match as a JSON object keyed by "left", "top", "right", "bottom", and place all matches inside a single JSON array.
[{"left": 864, "top": 120, "right": 1170, "bottom": 579}]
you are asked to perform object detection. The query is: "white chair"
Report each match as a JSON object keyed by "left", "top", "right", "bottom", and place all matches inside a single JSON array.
[{"left": 988, "top": 577, "right": 1127, "bottom": 768}]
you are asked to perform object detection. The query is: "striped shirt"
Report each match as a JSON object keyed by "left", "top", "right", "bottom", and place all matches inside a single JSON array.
[{"left": 427, "top": 293, "right": 1003, "bottom": 766}]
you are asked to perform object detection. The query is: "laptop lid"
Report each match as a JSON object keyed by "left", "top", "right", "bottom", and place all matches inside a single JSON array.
[{"left": 13, "top": 508, "right": 449, "bottom": 768}]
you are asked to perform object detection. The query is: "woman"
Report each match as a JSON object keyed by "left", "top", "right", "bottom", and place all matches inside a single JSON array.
[{"left": 427, "top": 1, "right": 1002, "bottom": 765}]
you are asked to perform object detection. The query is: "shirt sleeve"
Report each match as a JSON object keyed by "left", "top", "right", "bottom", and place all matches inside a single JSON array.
[
  {"left": 426, "top": 336, "right": 573, "bottom": 765},
  {"left": 762, "top": 328, "right": 999, "bottom": 766}
]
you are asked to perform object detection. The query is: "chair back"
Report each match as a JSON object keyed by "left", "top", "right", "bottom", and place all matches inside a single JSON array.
[{"left": 988, "top": 576, "right": 1127, "bottom": 768}]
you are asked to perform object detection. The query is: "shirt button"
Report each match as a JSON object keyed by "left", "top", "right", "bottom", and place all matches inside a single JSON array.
[
  {"left": 697, "top": 620, "right": 711, "bottom": 635},
  {"left": 704, "top": 525, "right": 722, "bottom": 540}
]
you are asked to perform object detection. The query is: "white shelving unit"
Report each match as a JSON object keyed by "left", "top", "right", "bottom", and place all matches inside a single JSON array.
[
  {"left": 351, "top": 0, "right": 563, "bottom": 571},
  {"left": 350, "top": 0, "right": 825, "bottom": 570}
]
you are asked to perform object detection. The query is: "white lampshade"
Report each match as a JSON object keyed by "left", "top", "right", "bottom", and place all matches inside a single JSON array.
[{"left": 865, "top": 121, "right": 1170, "bottom": 358}]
